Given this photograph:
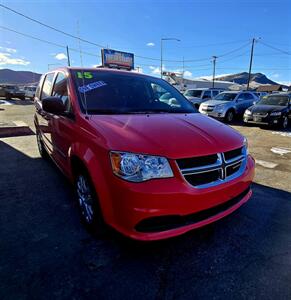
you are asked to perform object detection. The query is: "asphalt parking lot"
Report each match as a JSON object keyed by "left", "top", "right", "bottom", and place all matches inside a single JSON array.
[{"left": 0, "top": 99, "right": 291, "bottom": 300}]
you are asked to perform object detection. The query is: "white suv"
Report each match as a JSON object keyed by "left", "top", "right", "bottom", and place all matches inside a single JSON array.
[
  {"left": 24, "top": 86, "right": 37, "bottom": 100},
  {"left": 184, "top": 88, "right": 225, "bottom": 108}
]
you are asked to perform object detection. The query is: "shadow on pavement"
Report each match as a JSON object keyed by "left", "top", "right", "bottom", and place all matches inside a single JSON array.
[{"left": 0, "top": 139, "right": 290, "bottom": 300}]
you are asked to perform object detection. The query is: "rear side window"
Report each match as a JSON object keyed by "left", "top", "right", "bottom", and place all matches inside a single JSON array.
[
  {"left": 40, "top": 73, "right": 55, "bottom": 100},
  {"left": 202, "top": 91, "right": 211, "bottom": 98},
  {"left": 212, "top": 91, "right": 219, "bottom": 97},
  {"left": 52, "top": 72, "right": 71, "bottom": 111}
]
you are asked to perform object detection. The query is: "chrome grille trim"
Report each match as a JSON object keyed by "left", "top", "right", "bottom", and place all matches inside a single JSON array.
[
  {"left": 253, "top": 113, "right": 268, "bottom": 118},
  {"left": 177, "top": 146, "right": 247, "bottom": 189}
]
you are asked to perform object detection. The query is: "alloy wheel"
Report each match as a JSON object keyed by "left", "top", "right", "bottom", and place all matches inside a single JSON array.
[
  {"left": 227, "top": 111, "right": 234, "bottom": 122},
  {"left": 282, "top": 116, "right": 288, "bottom": 129},
  {"left": 76, "top": 175, "right": 94, "bottom": 224}
]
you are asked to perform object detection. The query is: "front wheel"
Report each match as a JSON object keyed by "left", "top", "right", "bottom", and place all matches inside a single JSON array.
[
  {"left": 282, "top": 116, "right": 288, "bottom": 129},
  {"left": 36, "top": 130, "right": 48, "bottom": 159},
  {"left": 75, "top": 172, "right": 107, "bottom": 235},
  {"left": 224, "top": 110, "right": 235, "bottom": 123}
]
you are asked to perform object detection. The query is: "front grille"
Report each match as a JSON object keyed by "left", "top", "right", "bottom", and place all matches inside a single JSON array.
[
  {"left": 253, "top": 113, "right": 268, "bottom": 117},
  {"left": 224, "top": 147, "right": 243, "bottom": 161},
  {"left": 185, "top": 169, "right": 221, "bottom": 186},
  {"left": 226, "top": 161, "right": 242, "bottom": 177},
  {"left": 202, "top": 106, "right": 214, "bottom": 112},
  {"left": 177, "top": 154, "right": 218, "bottom": 169},
  {"left": 177, "top": 146, "right": 246, "bottom": 188},
  {"left": 135, "top": 187, "right": 251, "bottom": 233}
]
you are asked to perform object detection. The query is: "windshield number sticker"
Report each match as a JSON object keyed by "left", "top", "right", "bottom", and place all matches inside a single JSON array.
[
  {"left": 78, "top": 81, "right": 107, "bottom": 93},
  {"left": 77, "top": 71, "right": 93, "bottom": 79}
]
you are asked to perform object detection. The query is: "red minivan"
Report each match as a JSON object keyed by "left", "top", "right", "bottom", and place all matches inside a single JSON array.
[{"left": 34, "top": 67, "right": 255, "bottom": 241}]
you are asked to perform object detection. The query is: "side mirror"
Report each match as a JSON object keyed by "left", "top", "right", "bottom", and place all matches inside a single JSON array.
[{"left": 42, "top": 96, "right": 65, "bottom": 115}]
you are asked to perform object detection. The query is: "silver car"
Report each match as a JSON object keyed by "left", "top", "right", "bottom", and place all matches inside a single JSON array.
[{"left": 199, "top": 91, "right": 259, "bottom": 123}]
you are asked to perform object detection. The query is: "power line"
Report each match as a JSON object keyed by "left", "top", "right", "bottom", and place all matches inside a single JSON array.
[
  {"left": 0, "top": 4, "right": 254, "bottom": 63},
  {"left": 259, "top": 41, "right": 291, "bottom": 56},
  {"left": 217, "top": 42, "right": 251, "bottom": 58},
  {"left": 0, "top": 26, "right": 101, "bottom": 58}
]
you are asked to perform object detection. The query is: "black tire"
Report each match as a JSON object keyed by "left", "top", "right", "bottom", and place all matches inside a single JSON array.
[
  {"left": 74, "top": 170, "right": 107, "bottom": 235},
  {"left": 36, "top": 130, "right": 48, "bottom": 159},
  {"left": 5, "top": 94, "right": 11, "bottom": 100},
  {"left": 282, "top": 116, "right": 288, "bottom": 129},
  {"left": 224, "top": 109, "right": 235, "bottom": 123}
]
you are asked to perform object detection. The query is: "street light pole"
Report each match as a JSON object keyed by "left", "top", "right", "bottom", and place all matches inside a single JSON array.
[{"left": 160, "top": 38, "right": 181, "bottom": 79}]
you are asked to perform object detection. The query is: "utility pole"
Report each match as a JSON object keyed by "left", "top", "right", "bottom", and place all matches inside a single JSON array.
[
  {"left": 66, "top": 46, "right": 71, "bottom": 66},
  {"left": 160, "top": 40, "right": 163, "bottom": 78},
  {"left": 247, "top": 37, "right": 260, "bottom": 90},
  {"left": 182, "top": 56, "right": 185, "bottom": 90},
  {"left": 212, "top": 56, "right": 217, "bottom": 88}
]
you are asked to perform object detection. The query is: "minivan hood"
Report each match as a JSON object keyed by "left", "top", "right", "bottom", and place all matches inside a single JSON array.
[
  {"left": 250, "top": 104, "right": 286, "bottom": 114},
  {"left": 89, "top": 113, "right": 243, "bottom": 159},
  {"left": 202, "top": 100, "right": 230, "bottom": 106}
]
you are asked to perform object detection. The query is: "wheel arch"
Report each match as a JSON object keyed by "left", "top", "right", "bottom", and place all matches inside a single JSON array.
[{"left": 68, "top": 144, "right": 114, "bottom": 224}]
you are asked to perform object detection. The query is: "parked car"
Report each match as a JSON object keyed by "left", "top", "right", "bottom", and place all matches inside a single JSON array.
[
  {"left": 34, "top": 67, "right": 255, "bottom": 241},
  {"left": 0, "top": 84, "right": 25, "bottom": 100},
  {"left": 254, "top": 92, "right": 268, "bottom": 99},
  {"left": 24, "top": 86, "right": 37, "bottom": 100},
  {"left": 244, "top": 93, "right": 291, "bottom": 129},
  {"left": 184, "top": 88, "right": 225, "bottom": 108},
  {"left": 199, "top": 91, "right": 259, "bottom": 123}
]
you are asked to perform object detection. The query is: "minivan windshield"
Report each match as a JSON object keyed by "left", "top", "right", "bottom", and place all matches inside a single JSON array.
[
  {"left": 72, "top": 70, "right": 196, "bottom": 114},
  {"left": 184, "top": 90, "right": 203, "bottom": 98},
  {"left": 258, "top": 95, "right": 289, "bottom": 106},
  {"left": 214, "top": 93, "right": 237, "bottom": 101}
]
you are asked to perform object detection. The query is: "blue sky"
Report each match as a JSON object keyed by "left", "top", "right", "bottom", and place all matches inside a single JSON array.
[{"left": 0, "top": 0, "right": 290, "bottom": 84}]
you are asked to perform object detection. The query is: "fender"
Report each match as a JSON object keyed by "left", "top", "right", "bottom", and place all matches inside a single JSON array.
[{"left": 68, "top": 142, "right": 115, "bottom": 225}]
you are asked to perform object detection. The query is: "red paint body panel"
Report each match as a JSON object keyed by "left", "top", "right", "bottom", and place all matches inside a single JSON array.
[{"left": 34, "top": 67, "right": 255, "bottom": 241}]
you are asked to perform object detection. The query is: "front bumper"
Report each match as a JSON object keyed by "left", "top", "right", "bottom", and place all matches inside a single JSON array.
[
  {"left": 200, "top": 109, "right": 226, "bottom": 118},
  {"left": 244, "top": 114, "right": 281, "bottom": 126},
  {"left": 107, "top": 155, "right": 255, "bottom": 241}
]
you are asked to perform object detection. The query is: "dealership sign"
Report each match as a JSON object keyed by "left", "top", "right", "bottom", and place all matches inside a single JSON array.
[{"left": 101, "top": 49, "right": 134, "bottom": 70}]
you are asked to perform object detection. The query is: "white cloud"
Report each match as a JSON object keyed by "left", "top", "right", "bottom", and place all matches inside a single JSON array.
[
  {"left": 149, "top": 66, "right": 192, "bottom": 78},
  {"left": 146, "top": 42, "right": 155, "bottom": 47},
  {"left": 55, "top": 53, "right": 68, "bottom": 60},
  {"left": 0, "top": 46, "right": 17, "bottom": 53},
  {"left": 0, "top": 52, "right": 30, "bottom": 66},
  {"left": 184, "top": 70, "right": 192, "bottom": 78},
  {"left": 271, "top": 73, "right": 280, "bottom": 79},
  {"left": 149, "top": 66, "right": 161, "bottom": 74}
]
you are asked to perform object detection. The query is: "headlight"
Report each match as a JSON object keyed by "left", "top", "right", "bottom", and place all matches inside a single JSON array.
[
  {"left": 244, "top": 109, "right": 252, "bottom": 116},
  {"left": 110, "top": 151, "right": 173, "bottom": 182},
  {"left": 215, "top": 104, "right": 225, "bottom": 111},
  {"left": 270, "top": 111, "right": 281, "bottom": 116},
  {"left": 243, "top": 137, "right": 248, "bottom": 154}
]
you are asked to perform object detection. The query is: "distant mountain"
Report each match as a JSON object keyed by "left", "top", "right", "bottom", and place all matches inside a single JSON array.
[
  {"left": 216, "top": 72, "right": 279, "bottom": 85},
  {"left": 0, "top": 69, "right": 41, "bottom": 85}
]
